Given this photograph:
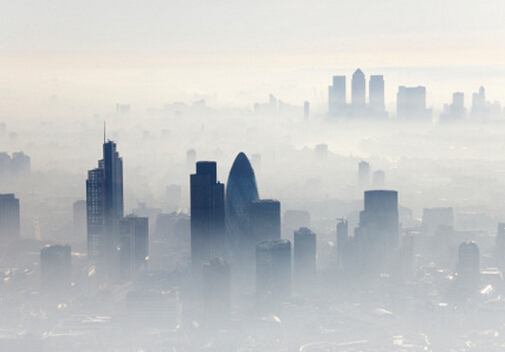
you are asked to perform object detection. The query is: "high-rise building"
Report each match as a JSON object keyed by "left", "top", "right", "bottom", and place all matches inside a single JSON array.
[
  {"left": 372, "top": 170, "right": 385, "bottom": 189},
  {"left": 249, "top": 199, "right": 280, "bottom": 243},
  {"left": 328, "top": 75, "right": 346, "bottom": 116},
  {"left": 336, "top": 219, "right": 348, "bottom": 270},
  {"left": 369, "top": 75, "right": 385, "bottom": 111},
  {"left": 293, "top": 227, "right": 316, "bottom": 291},
  {"left": 225, "top": 152, "right": 259, "bottom": 263},
  {"left": 40, "top": 245, "right": 72, "bottom": 294},
  {"left": 495, "top": 223, "right": 505, "bottom": 271},
  {"left": 203, "top": 257, "right": 231, "bottom": 326},
  {"left": 73, "top": 200, "right": 87, "bottom": 246},
  {"left": 119, "top": 215, "right": 149, "bottom": 280},
  {"left": 86, "top": 140, "right": 124, "bottom": 280},
  {"left": 440, "top": 92, "right": 466, "bottom": 122},
  {"left": 11, "top": 151, "right": 30, "bottom": 177},
  {"left": 256, "top": 239, "right": 291, "bottom": 303},
  {"left": 358, "top": 161, "right": 370, "bottom": 190},
  {"left": 352, "top": 69, "right": 366, "bottom": 107},
  {"left": 0, "top": 194, "right": 20, "bottom": 241},
  {"left": 190, "top": 161, "right": 225, "bottom": 271},
  {"left": 397, "top": 86, "right": 431, "bottom": 120},
  {"left": 457, "top": 241, "right": 480, "bottom": 295},
  {"left": 357, "top": 190, "right": 399, "bottom": 274}
]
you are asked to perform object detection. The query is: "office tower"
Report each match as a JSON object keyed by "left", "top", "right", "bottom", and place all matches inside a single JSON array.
[
  {"left": 73, "top": 200, "right": 87, "bottom": 246},
  {"left": 190, "top": 161, "right": 225, "bottom": 271},
  {"left": 457, "top": 241, "right": 480, "bottom": 295},
  {"left": 250, "top": 199, "right": 281, "bottom": 243},
  {"left": 358, "top": 161, "right": 370, "bottom": 190},
  {"left": 11, "top": 151, "right": 30, "bottom": 177},
  {"left": 351, "top": 69, "right": 366, "bottom": 107},
  {"left": 496, "top": 223, "right": 505, "bottom": 271},
  {"left": 422, "top": 207, "right": 454, "bottom": 235},
  {"left": 40, "top": 245, "right": 71, "bottom": 294},
  {"left": 225, "top": 152, "right": 259, "bottom": 262},
  {"left": 119, "top": 215, "right": 149, "bottom": 279},
  {"left": 372, "top": 170, "right": 385, "bottom": 189},
  {"left": 397, "top": 86, "right": 431, "bottom": 120},
  {"left": 440, "top": 92, "right": 466, "bottom": 122},
  {"left": 203, "top": 257, "right": 231, "bottom": 326},
  {"left": 0, "top": 153, "right": 10, "bottom": 182},
  {"left": 471, "top": 86, "right": 490, "bottom": 119},
  {"left": 293, "top": 227, "right": 316, "bottom": 291},
  {"left": 304, "top": 101, "right": 310, "bottom": 119},
  {"left": 86, "top": 140, "right": 124, "bottom": 280},
  {"left": 328, "top": 75, "right": 346, "bottom": 116},
  {"left": 256, "top": 239, "right": 291, "bottom": 303},
  {"left": 336, "top": 219, "right": 348, "bottom": 270},
  {"left": 0, "top": 194, "right": 20, "bottom": 241},
  {"left": 369, "top": 75, "right": 385, "bottom": 111},
  {"left": 358, "top": 190, "right": 399, "bottom": 274}
]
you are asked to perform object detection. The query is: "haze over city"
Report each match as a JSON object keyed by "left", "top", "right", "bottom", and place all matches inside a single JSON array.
[{"left": 1, "top": 1, "right": 505, "bottom": 351}]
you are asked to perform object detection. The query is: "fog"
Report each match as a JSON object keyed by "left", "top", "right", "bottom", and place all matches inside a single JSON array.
[{"left": 2, "top": 0, "right": 505, "bottom": 351}]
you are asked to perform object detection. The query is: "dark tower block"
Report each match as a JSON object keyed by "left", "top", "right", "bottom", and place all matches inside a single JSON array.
[{"left": 190, "top": 161, "right": 225, "bottom": 273}]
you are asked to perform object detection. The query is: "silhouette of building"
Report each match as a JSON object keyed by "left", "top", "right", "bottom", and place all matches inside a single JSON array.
[
  {"left": 40, "top": 245, "right": 72, "bottom": 294},
  {"left": 119, "top": 215, "right": 149, "bottom": 280},
  {"left": 456, "top": 241, "right": 480, "bottom": 296},
  {"left": 422, "top": 207, "right": 454, "bottom": 235},
  {"left": 495, "top": 223, "right": 505, "bottom": 271},
  {"left": 369, "top": 75, "right": 385, "bottom": 112},
  {"left": 336, "top": 219, "right": 348, "bottom": 270},
  {"left": 203, "top": 257, "right": 231, "bottom": 326},
  {"left": 293, "top": 227, "right": 316, "bottom": 291},
  {"left": 328, "top": 75, "right": 346, "bottom": 116},
  {"left": 356, "top": 190, "right": 399, "bottom": 274},
  {"left": 250, "top": 199, "right": 281, "bottom": 243},
  {"left": 471, "top": 86, "right": 490, "bottom": 120},
  {"left": 86, "top": 140, "right": 124, "bottom": 281},
  {"left": 256, "top": 239, "right": 291, "bottom": 304},
  {"left": 440, "top": 92, "right": 466, "bottom": 122},
  {"left": 352, "top": 69, "right": 366, "bottom": 107},
  {"left": 0, "top": 194, "right": 20, "bottom": 241},
  {"left": 225, "top": 152, "right": 259, "bottom": 264},
  {"left": 11, "top": 152, "right": 30, "bottom": 177},
  {"left": 73, "top": 200, "right": 87, "bottom": 246},
  {"left": 372, "top": 170, "right": 385, "bottom": 189},
  {"left": 190, "top": 161, "right": 225, "bottom": 272},
  {"left": 304, "top": 101, "right": 310, "bottom": 119},
  {"left": 358, "top": 161, "right": 370, "bottom": 190},
  {"left": 397, "top": 86, "right": 431, "bottom": 120}
]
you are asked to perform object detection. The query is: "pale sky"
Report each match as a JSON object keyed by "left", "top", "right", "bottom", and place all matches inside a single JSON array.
[{"left": 1, "top": 0, "right": 505, "bottom": 116}]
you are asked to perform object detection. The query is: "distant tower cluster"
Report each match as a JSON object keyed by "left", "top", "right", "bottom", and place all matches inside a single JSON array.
[
  {"left": 328, "top": 69, "right": 387, "bottom": 118},
  {"left": 190, "top": 161, "right": 225, "bottom": 272},
  {"left": 0, "top": 151, "right": 30, "bottom": 183},
  {"left": 440, "top": 92, "right": 466, "bottom": 122}
]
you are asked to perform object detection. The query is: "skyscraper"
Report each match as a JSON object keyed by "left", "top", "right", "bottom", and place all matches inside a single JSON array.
[
  {"left": 190, "top": 161, "right": 225, "bottom": 272},
  {"left": 351, "top": 69, "right": 366, "bottom": 107},
  {"left": 456, "top": 241, "right": 480, "bottom": 296},
  {"left": 40, "top": 245, "right": 72, "bottom": 294},
  {"left": 358, "top": 161, "right": 370, "bottom": 190},
  {"left": 249, "top": 199, "right": 280, "bottom": 243},
  {"left": 203, "top": 257, "right": 231, "bottom": 326},
  {"left": 256, "top": 239, "right": 291, "bottom": 304},
  {"left": 369, "top": 75, "right": 385, "bottom": 111},
  {"left": 328, "top": 75, "right": 346, "bottom": 116},
  {"left": 225, "top": 152, "right": 259, "bottom": 262},
  {"left": 357, "top": 190, "right": 399, "bottom": 275},
  {"left": 0, "top": 194, "right": 20, "bottom": 241},
  {"left": 86, "top": 140, "right": 124, "bottom": 281},
  {"left": 397, "top": 86, "right": 431, "bottom": 120},
  {"left": 293, "top": 227, "right": 316, "bottom": 291},
  {"left": 119, "top": 215, "right": 149, "bottom": 280}
]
